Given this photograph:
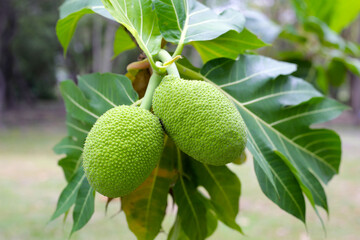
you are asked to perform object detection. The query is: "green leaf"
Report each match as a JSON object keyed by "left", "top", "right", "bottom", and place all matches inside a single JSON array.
[
  {"left": 253, "top": 146, "right": 306, "bottom": 221},
  {"left": 71, "top": 178, "right": 95, "bottom": 235},
  {"left": 244, "top": 10, "right": 281, "bottom": 44},
  {"left": 113, "top": 26, "right": 137, "bottom": 59},
  {"left": 56, "top": 0, "right": 113, "bottom": 55},
  {"left": 102, "top": 0, "right": 162, "bottom": 59},
  {"left": 192, "top": 29, "right": 267, "bottom": 63},
  {"left": 65, "top": 115, "right": 91, "bottom": 143},
  {"left": 291, "top": 0, "right": 335, "bottom": 23},
  {"left": 329, "top": 0, "right": 360, "bottom": 32},
  {"left": 122, "top": 137, "right": 177, "bottom": 240},
  {"left": 190, "top": 160, "right": 242, "bottom": 233},
  {"left": 173, "top": 151, "right": 207, "bottom": 240},
  {"left": 77, "top": 73, "right": 138, "bottom": 116},
  {"left": 154, "top": 0, "right": 244, "bottom": 44},
  {"left": 60, "top": 80, "right": 99, "bottom": 125},
  {"left": 50, "top": 167, "right": 86, "bottom": 221},
  {"left": 177, "top": 55, "right": 347, "bottom": 222},
  {"left": 58, "top": 156, "right": 81, "bottom": 182},
  {"left": 168, "top": 216, "right": 189, "bottom": 240},
  {"left": 326, "top": 58, "right": 347, "bottom": 87},
  {"left": 53, "top": 136, "right": 83, "bottom": 157}
]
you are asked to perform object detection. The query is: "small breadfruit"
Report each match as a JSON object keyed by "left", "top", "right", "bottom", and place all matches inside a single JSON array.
[
  {"left": 83, "top": 105, "right": 164, "bottom": 198},
  {"left": 152, "top": 75, "right": 247, "bottom": 166}
]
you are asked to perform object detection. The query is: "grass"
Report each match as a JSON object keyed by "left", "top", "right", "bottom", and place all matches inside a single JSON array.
[{"left": 0, "top": 123, "right": 359, "bottom": 240}]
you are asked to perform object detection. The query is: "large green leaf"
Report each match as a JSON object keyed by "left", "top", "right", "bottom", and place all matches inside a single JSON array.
[
  {"left": 77, "top": 73, "right": 138, "bottom": 115},
  {"left": 60, "top": 80, "right": 99, "bottom": 125},
  {"left": 192, "top": 29, "right": 267, "bottom": 63},
  {"left": 122, "top": 137, "right": 177, "bottom": 240},
  {"left": 177, "top": 54, "right": 346, "bottom": 221},
  {"left": 56, "top": 0, "right": 113, "bottom": 55},
  {"left": 50, "top": 167, "right": 86, "bottom": 221},
  {"left": 54, "top": 73, "right": 140, "bottom": 234},
  {"left": 71, "top": 178, "right": 95, "bottom": 235},
  {"left": 154, "top": 0, "right": 244, "bottom": 45},
  {"left": 101, "top": 0, "right": 162, "bottom": 59},
  {"left": 190, "top": 160, "right": 242, "bottom": 233}
]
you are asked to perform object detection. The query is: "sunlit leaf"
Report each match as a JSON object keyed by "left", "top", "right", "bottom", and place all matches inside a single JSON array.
[
  {"left": 102, "top": 0, "right": 162, "bottom": 58},
  {"left": 154, "top": 0, "right": 244, "bottom": 45},
  {"left": 192, "top": 29, "right": 267, "bottom": 63},
  {"left": 113, "top": 26, "right": 137, "bottom": 58}
]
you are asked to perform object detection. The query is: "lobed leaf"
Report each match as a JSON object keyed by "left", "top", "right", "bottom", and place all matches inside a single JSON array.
[
  {"left": 190, "top": 160, "right": 242, "bottom": 233},
  {"left": 177, "top": 54, "right": 347, "bottom": 222},
  {"left": 122, "top": 137, "right": 177, "bottom": 240}
]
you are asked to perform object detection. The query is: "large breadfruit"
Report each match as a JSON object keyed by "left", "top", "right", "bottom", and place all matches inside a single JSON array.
[
  {"left": 152, "top": 75, "right": 247, "bottom": 165},
  {"left": 83, "top": 105, "right": 164, "bottom": 198}
]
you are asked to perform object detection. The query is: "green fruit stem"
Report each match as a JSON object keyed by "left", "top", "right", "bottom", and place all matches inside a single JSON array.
[
  {"left": 158, "top": 49, "right": 180, "bottom": 77},
  {"left": 140, "top": 49, "right": 180, "bottom": 110},
  {"left": 140, "top": 72, "right": 163, "bottom": 110}
]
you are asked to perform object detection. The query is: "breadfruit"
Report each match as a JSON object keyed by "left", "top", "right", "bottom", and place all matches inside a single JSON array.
[
  {"left": 83, "top": 105, "right": 164, "bottom": 198},
  {"left": 152, "top": 75, "right": 247, "bottom": 165}
]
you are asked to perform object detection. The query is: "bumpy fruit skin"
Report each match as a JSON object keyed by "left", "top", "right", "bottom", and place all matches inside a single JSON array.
[
  {"left": 83, "top": 105, "right": 164, "bottom": 198},
  {"left": 152, "top": 75, "right": 247, "bottom": 165}
]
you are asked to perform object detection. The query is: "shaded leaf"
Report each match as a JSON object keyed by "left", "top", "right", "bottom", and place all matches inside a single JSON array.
[
  {"left": 190, "top": 160, "right": 242, "bottom": 233},
  {"left": 173, "top": 151, "right": 207, "bottom": 240},
  {"left": 154, "top": 0, "right": 244, "bottom": 44},
  {"left": 50, "top": 167, "right": 86, "bottom": 221},
  {"left": 122, "top": 137, "right": 177, "bottom": 240},
  {"left": 71, "top": 178, "right": 95, "bottom": 235},
  {"left": 113, "top": 26, "right": 137, "bottom": 58},
  {"left": 192, "top": 29, "right": 267, "bottom": 63}
]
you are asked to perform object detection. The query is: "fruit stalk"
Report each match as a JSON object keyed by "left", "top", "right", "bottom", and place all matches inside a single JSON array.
[
  {"left": 158, "top": 49, "right": 180, "bottom": 77},
  {"left": 140, "top": 72, "right": 163, "bottom": 110}
]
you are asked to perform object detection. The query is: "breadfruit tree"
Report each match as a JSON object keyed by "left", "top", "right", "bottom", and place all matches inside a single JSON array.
[{"left": 51, "top": 0, "right": 347, "bottom": 239}]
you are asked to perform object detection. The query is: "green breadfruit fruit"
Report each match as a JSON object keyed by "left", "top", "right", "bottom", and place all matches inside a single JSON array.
[
  {"left": 152, "top": 75, "right": 247, "bottom": 166},
  {"left": 83, "top": 105, "right": 164, "bottom": 198}
]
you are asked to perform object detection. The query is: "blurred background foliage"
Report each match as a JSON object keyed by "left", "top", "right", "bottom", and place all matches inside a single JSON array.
[{"left": 0, "top": 0, "right": 359, "bottom": 126}]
